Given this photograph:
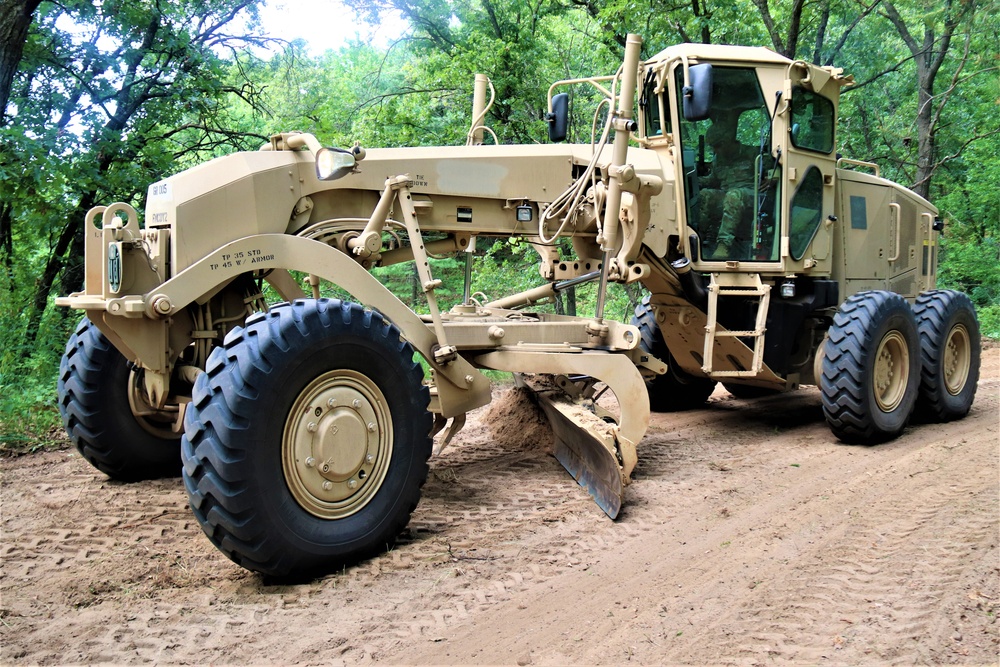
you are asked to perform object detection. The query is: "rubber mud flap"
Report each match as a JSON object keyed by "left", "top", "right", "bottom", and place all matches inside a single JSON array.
[{"left": 535, "top": 390, "right": 624, "bottom": 519}]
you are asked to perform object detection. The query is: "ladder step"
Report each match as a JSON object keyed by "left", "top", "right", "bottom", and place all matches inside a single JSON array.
[
  {"left": 717, "top": 288, "right": 768, "bottom": 296},
  {"left": 715, "top": 330, "right": 764, "bottom": 338},
  {"left": 703, "top": 273, "right": 772, "bottom": 377}
]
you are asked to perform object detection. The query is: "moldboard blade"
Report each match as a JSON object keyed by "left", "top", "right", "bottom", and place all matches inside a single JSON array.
[{"left": 535, "top": 391, "right": 624, "bottom": 519}]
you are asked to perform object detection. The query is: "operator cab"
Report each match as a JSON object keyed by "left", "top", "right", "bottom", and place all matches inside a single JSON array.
[{"left": 638, "top": 45, "right": 846, "bottom": 277}]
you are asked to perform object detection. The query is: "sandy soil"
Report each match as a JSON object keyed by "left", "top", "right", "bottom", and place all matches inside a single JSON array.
[{"left": 2, "top": 341, "right": 997, "bottom": 666}]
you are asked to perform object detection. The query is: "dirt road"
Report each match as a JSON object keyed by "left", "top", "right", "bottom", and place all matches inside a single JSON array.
[{"left": 2, "top": 342, "right": 997, "bottom": 665}]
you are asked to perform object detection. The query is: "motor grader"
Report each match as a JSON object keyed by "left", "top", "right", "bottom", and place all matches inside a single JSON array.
[{"left": 57, "top": 34, "right": 980, "bottom": 577}]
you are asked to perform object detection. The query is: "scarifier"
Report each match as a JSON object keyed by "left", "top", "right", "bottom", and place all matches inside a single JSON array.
[{"left": 57, "top": 34, "right": 981, "bottom": 577}]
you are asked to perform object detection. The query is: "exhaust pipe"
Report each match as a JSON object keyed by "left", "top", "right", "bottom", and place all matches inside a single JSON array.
[{"left": 670, "top": 257, "right": 708, "bottom": 311}]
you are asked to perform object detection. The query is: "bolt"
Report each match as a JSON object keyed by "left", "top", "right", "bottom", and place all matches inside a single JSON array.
[
  {"left": 305, "top": 457, "right": 316, "bottom": 468},
  {"left": 367, "top": 422, "right": 376, "bottom": 432},
  {"left": 152, "top": 296, "right": 172, "bottom": 315},
  {"left": 322, "top": 481, "right": 333, "bottom": 491},
  {"left": 307, "top": 422, "right": 317, "bottom": 433},
  {"left": 352, "top": 399, "right": 361, "bottom": 408},
  {"left": 348, "top": 479, "right": 357, "bottom": 489},
  {"left": 327, "top": 398, "right": 337, "bottom": 407},
  {"left": 366, "top": 454, "right": 375, "bottom": 464},
  {"left": 465, "top": 374, "right": 475, "bottom": 385}
]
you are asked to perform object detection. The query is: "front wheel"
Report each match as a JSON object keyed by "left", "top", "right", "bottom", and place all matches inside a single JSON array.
[
  {"left": 181, "top": 299, "right": 432, "bottom": 577},
  {"left": 58, "top": 317, "right": 181, "bottom": 480},
  {"left": 912, "top": 290, "right": 980, "bottom": 421},
  {"left": 820, "top": 291, "right": 920, "bottom": 444},
  {"left": 632, "top": 295, "right": 717, "bottom": 411}
]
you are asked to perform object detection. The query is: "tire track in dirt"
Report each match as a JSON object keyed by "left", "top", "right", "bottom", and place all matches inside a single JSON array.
[
  {"left": 2, "top": 363, "right": 996, "bottom": 665},
  {"left": 717, "top": 412, "right": 998, "bottom": 664},
  {"left": 395, "top": 379, "right": 998, "bottom": 665}
]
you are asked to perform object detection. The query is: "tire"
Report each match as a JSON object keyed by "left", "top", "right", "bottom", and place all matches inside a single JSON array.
[
  {"left": 912, "top": 290, "right": 980, "bottom": 421},
  {"left": 632, "top": 295, "right": 716, "bottom": 412},
  {"left": 820, "top": 291, "right": 920, "bottom": 444},
  {"left": 181, "top": 299, "right": 432, "bottom": 577},
  {"left": 58, "top": 317, "right": 181, "bottom": 481}
]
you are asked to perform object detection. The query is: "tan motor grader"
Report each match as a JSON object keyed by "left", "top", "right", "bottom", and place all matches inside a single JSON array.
[{"left": 57, "top": 34, "right": 980, "bottom": 577}]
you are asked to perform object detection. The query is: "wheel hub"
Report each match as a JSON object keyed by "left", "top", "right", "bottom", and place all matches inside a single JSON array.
[
  {"left": 874, "top": 331, "right": 909, "bottom": 412},
  {"left": 283, "top": 370, "right": 391, "bottom": 519},
  {"left": 943, "top": 324, "right": 971, "bottom": 396}
]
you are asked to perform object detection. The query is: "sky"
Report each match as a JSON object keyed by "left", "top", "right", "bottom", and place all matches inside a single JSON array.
[{"left": 254, "top": 0, "right": 409, "bottom": 53}]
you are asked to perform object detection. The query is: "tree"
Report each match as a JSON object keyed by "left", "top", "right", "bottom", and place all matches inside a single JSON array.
[
  {"left": 880, "top": 0, "right": 987, "bottom": 199},
  {"left": 1, "top": 0, "right": 272, "bottom": 348},
  {"left": 0, "top": 0, "right": 42, "bottom": 126}
]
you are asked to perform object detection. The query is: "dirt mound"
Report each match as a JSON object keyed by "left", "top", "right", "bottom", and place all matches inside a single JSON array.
[{"left": 482, "top": 385, "right": 554, "bottom": 453}]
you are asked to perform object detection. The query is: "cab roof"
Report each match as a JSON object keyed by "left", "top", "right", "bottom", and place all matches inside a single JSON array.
[{"left": 646, "top": 43, "right": 793, "bottom": 68}]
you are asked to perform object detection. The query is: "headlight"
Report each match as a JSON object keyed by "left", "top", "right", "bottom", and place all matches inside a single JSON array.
[{"left": 315, "top": 147, "right": 356, "bottom": 181}]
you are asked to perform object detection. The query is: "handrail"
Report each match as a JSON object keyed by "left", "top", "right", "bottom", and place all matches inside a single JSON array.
[
  {"left": 836, "top": 157, "right": 880, "bottom": 178},
  {"left": 888, "top": 202, "right": 901, "bottom": 262}
]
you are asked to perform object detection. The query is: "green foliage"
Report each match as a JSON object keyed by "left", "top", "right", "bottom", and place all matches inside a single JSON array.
[
  {"left": 2, "top": 0, "right": 997, "bottom": 449},
  {"left": 0, "top": 287, "right": 79, "bottom": 452},
  {"left": 1, "top": 0, "right": 271, "bottom": 449}
]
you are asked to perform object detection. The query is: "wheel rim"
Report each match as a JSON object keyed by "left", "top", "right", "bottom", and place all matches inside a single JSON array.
[
  {"left": 943, "top": 323, "right": 972, "bottom": 396},
  {"left": 873, "top": 330, "right": 909, "bottom": 412},
  {"left": 283, "top": 369, "right": 392, "bottom": 519}
]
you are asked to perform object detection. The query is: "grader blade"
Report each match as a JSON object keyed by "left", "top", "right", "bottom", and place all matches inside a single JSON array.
[{"left": 534, "top": 389, "right": 626, "bottom": 519}]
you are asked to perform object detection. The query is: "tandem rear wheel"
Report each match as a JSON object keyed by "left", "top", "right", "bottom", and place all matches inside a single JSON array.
[
  {"left": 181, "top": 299, "right": 432, "bottom": 578},
  {"left": 820, "top": 291, "right": 921, "bottom": 444},
  {"left": 913, "top": 289, "right": 980, "bottom": 421}
]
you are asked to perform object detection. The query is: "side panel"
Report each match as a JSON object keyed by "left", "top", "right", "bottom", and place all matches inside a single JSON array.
[
  {"left": 146, "top": 151, "right": 305, "bottom": 275},
  {"left": 836, "top": 171, "right": 935, "bottom": 299}
]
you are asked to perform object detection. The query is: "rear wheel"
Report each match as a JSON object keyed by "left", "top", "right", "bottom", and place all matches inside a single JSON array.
[
  {"left": 632, "top": 295, "right": 716, "bottom": 412},
  {"left": 182, "top": 299, "right": 432, "bottom": 577},
  {"left": 58, "top": 317, "right": 181, "bottom": 481},
  {"left": 912, "top": 290, "right": 980, "bottom": 421},
  {"left": 820, "top": 291, "right": 920, "bottom": 444}
]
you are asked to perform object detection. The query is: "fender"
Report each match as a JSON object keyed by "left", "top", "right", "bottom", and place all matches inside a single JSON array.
[{"left": 116, "top": 234, "right": 492, "bottom": 418}]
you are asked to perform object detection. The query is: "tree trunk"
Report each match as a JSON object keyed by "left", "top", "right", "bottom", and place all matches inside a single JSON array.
[
  {"left": 0, "top": 0, "right": 42, "bottom": 125},
  {"left": 0, "top": 200, "right": 13, "bottom": 274},
  {"left": 883, "top": 0, "right": 973, "bottom": 200},
  {"left": 24, "top": 192, "right": 95, "bottom": 346}
]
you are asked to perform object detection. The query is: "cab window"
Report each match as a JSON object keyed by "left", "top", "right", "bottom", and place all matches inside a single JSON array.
[
  {"left": 675, "top": 66, "right": 780, "bottom": 262},
  {"left": 790, "top": 88, "right": 834, "bottom": 153},
  {"left": 789, "top": 166, "right": 825, "bottom": 259},
  {"left": 640, "top": 73, "right": 669, "bottom": 138}
]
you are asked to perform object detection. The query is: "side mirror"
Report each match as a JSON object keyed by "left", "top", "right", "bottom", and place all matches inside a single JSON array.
[
  {"left": 315, "top": 147, "right": 356, "bottom": 181},
  {"left": 683, "top": 64, "right": 713, "bottom": 122},
  {"left": 547, "top": 92, "right": 569, "bottom": 143}
]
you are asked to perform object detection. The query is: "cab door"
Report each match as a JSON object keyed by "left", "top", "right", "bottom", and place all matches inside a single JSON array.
[{"left": 779, "top": 64, "right": 841, "bottom": 273}]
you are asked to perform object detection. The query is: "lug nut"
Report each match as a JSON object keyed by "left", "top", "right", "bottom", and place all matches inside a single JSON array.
[
  {"left": 348, "top": 479, "right": 357, "bottom": 489},
  {"left": 307, "top": 422, "right": 317, "bottom": 433},
  {"left": 304, "top": 457, "right": 315, "bottom": 468},
  {"left": 327, "top": 398, "right": 337, "bottom": 407},
  {"left": 352, "top": 399, "right": 361, "bottom": 408},
  {"left": 322, "top": 481, "right": 333, "bottom": 491},
  {"left": 367, "top": 422, "right": 376, "bottom": 432}
]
